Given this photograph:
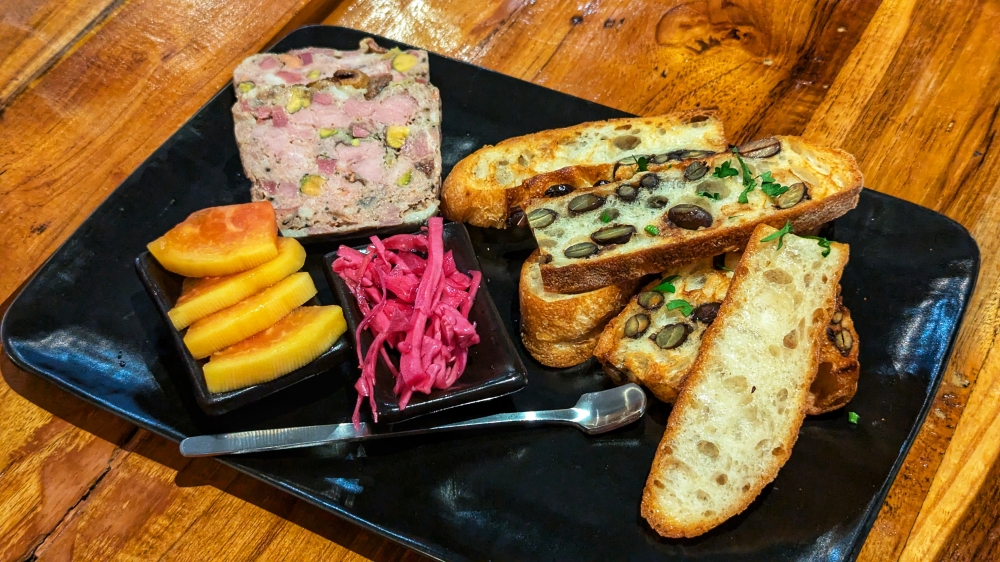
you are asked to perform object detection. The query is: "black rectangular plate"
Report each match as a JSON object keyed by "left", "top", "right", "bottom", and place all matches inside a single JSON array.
[
  {"left": 323, "top": 221, "right": 527, "bottom": 423},
  {"left": 134, "top": 251, "right": 352, "bottom": 415},
  {"left": 0, "top": 25, "right": 979, "bottom": 561}
]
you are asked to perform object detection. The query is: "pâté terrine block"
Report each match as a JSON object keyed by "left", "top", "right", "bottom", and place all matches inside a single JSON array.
[{"left": 232, "top": 38, "right": 442, "bottom": 237}]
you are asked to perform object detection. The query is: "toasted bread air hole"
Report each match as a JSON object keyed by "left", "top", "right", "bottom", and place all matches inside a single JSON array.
[
  {"left": 813, "top": 308, "right": 826, "bottom": 325},
  {"left": 653, "top": 479, "right": 666, "bottom": 489},
  {"left": 697, "top": 490, "right": 710, "bottom": 502},
  {"left": 704, "top": 510, "right": 716, "bottom": 518},
  {"left": 763, "top": 269, "right": 793, "bottom": 284},
  {"left": 822, "top": 274, "right": 829, "bottom": 283},
  {"left": 723, "top": 376, "right": 749, "bottom": 393},
  {"left": 810, "top": 362, "right": 837, "bottom": 396},
  {"left": 697, "top": 440, "right": 720, "bottom": 459},
  {"left": 769, "top": 344, "right": 781, "bottom": 357},
  {"left": 804, "top": 273, "right": 814, "bottom": 286},
  {"left": 756, "top": 439, "right": 770, "bottom": 451},
  {"left": 772, "top": 446, "right": 785, "bottom": 456},
  {"left": 777, "top": 388, "right": 789, "bottom": 402},
  {"left": 662, "top": 445, "right": 674, "bottom": 455},
  {"left": 783, "top": 329, "right": 799, "bottom": 349},
  {"left": 715, "top": 473, "right": 728, "bottom": 486},
  {"left": 742, "top": 484, "right": 751, "bottom": 493}
]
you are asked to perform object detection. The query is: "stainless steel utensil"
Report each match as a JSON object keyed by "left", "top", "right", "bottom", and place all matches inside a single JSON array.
[{"left": 179, "top": 383, "right": 647, "bottom": 457}]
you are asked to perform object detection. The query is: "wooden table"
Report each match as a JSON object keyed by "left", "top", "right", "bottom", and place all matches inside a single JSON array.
[{"left": 2, "top": 0, "right": 999, "bottom": 559}]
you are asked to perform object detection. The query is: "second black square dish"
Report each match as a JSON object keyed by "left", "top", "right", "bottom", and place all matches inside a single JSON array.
[{"left": 324, "top": 221, "right": 528, "bottom": 423}]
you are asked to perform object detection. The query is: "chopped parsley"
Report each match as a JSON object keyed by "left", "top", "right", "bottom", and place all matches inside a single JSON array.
[
  {"left": 645, "top": 224, "right": 660, "bottom": 236},
  {"left": 848, "top": 411, "right": 860, "bottom": 424},
  {"left": 761, "top": 220, "right": 794, "bottom": 249},
  {"left": 634, "top": 155, "right": 649, "bottom": 172},
  {"left": 666, "top": 299, "right": 694, "bottom": 316},
  {"left": 653, "top": 275, "right": 680, "bottom": 293},
  {"left": 697, "top": 191, "right": 721, "bottom": 200},
  {"left": 712, "top": 160, "right": 739, "bottom": 179},
  {"left": 758, "top": 171, "right": 790, "bottom": 197},
  {"left": 802, "top": 235, "right": 833, "bottom": 257},
  {"left": 733, "top": 147, "right": 757, "bottom": 204},
  {"left": 600, "top": 210, "right": 613, "bottom": 223}
]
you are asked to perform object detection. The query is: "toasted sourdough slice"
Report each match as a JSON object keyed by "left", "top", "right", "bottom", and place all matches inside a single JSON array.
[
  {"left": 527, "top": 136, "right": 863, "bottom": 293},
  {"left": 441, "top": 110, "right": 727, "bottom": 228},
  {"left": 519, "top": 251, "right": 640, "bottom": 367},
  {"left": 594, "top": 253, "right": 860, "bottom": 414},
  {"left": 641, "top": 225, "right": 849, "bottom": 538}
]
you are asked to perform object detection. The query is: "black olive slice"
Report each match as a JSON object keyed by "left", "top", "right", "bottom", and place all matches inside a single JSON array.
[
  {"left": 507, "top": 206, "right": 527, "bottom": 228},
  {"left": 684, "top": 161, "right": 709, "bottom": 181},
  {"left": 568, "top": 193, "right": 605, "bottom": 215},
  {"left": 737, "top": 137, "right": 781, "bottom": 158},
  {"left": 775, "top": 182, "right": 808, "bottom": 209},
  {"left": 591, "top": 224, "right": 635, "bottom": 245},
  {"left": 564, "top": 242, "right": 598, "bottom": 259},
  {"left": 667, "top": 204, "right": 713, "bottom": 230},
  {"left": 639, "top": 173, "right": 660, "bottom": 189},
  {"left": 651, "top": 153, "right": 671, "bottom": 164},
  {"left": 624, "top": 314, "right": 650, "bottom": 338},
  {"left": 637, "top": 291, "right": 664, "bottom": 310},
  {"left": 593, "top": 179, "right": 611, "bottom": 187},
  {"left": 663, "top": 149, "right": 717, "bottom": 161},
  {"left": 616, "top": 184, "right": 638, "bottom": 202},
  {"left": 653, "top": 323, "right": 690, "bottom": 349},
  {"left": 545, "top": 184, "right": 575, "bottom": 197},
  {"left": 692, "top": 302, "right": 721, "bottom": 324},
  {"left": 527, "top": 208, "right": 557, "bottom": 229}
]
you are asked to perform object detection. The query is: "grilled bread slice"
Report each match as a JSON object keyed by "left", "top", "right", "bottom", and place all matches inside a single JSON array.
[
  {"left": 526, "top": 136, "right": 863, "bottom": 293},
  {"left": 641, "top": 224, "right": 849, "bottom": 538},
  {"left": 593, "top": 255, "right": 735, "bottom": 403},
  {"left": 519, "top": 251, "right": 639, "bottom": 367},
  {"left": 441, "top": 110, "right": 727, "bottom": 228},
  {"left": 594, "top": 254, "right": 859, "bottom": 414}
]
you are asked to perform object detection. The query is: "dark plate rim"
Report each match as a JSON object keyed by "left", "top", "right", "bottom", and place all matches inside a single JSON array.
[{"left": 0, "top": 24, "right": 984, "bottom": 562}]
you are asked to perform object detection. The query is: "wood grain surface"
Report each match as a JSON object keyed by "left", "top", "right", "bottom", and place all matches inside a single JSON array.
[{"left": 2, "top": 0, "right": 1000, "bottom": 559}]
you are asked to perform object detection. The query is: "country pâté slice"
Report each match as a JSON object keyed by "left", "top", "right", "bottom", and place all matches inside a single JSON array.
[
  {"left": 526, "top": 136, "right": 863, "bottom": 293},
  {"left": 593, "top": 253, "right": 860, "bottom": 414},
  {"left": 640, "top": 224, "right": 849, "bottom": 539},
  {"left": 440, "top": 109, "right": 727, "bottom": 229}
]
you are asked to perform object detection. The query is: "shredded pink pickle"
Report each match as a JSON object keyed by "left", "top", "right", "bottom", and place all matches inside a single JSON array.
[{"left": 332, "top": 218, "right": 481, "bottom": 427}]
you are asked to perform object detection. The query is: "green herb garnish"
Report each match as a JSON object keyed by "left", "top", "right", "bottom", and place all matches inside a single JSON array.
[
  {"left": 732, "top": 147, "right": 757, "bottom": 204},
  {"left": 712, "top": 160, "right": 739, "bottom": 179},
  {"left": 697, "top": 191, "right": 721, "bottom": 200},
  {"left": 645, "top": 224, "right": 660, "bottom": 236},
  {"left": 600, "top": 210, "right": 613, "bottom": 223},
  {"left": 666, "top": 299, "right": 694, "bottom": 316},
  {"left": 761, "top": 220, "right": 794, "bottom": 249},
  {"left": 634, "top": 155, "right": 648, "bottom": 172},
  {"left": 653, "top": 275, "right": 680, "bottom": 293},
  {"left": 848, "top": 411, "right": 859, "bottom": 424},
  {"left": 759, "top": 171, "right": 789, "bottom": 197},
  {"left": 801, "top": 235, "right": 833, "bottom": 257}
]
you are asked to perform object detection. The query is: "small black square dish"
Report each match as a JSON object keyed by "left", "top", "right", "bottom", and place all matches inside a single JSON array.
[
  {"left": 135, "top": 251, "right": 352, "bottom": 415},
  {"left": 324, "top": 221, "right": 528, "bottom": 423}
]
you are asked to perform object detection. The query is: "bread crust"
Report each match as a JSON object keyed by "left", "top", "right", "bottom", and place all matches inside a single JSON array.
[
  {"left": 441, "top": 110, "right": 727, "bottom": 228},
  {"left": 519, "top": 251, "right": 639, "bottom": 367},
  {"left": 640, "top": 224, "right": 849, "bottom": 538},
  {"left": 806, "top": 297, "right": 860, "bottom": 415},
  {"left": 594, "top": 258, "right": 860, "bottom": 413},
  {"left": 534, "top": 138, "right": 864, "bottom": 293}
]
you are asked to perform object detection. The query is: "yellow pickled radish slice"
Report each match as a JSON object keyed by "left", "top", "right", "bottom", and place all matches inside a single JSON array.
[
  {"left": 147, "top": 202, "right": 278, "bottom": 277},
  {"left": 203, "top": 305, "right": 346, "bottom": 393},
  {"left": 168, "top": 237, "right": 306, "bottom": 329},
  {"left": 183, "top": 272, "right": 317, "bottom": 359}
]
